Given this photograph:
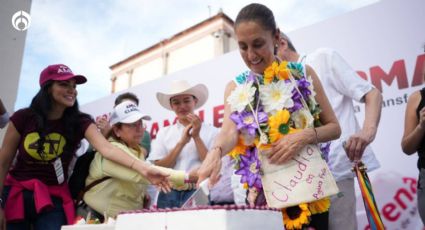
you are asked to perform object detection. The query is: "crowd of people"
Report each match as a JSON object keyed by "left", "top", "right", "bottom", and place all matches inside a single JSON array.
[{"left": 0, "top": 3, "right": 423, "bottom": 230}]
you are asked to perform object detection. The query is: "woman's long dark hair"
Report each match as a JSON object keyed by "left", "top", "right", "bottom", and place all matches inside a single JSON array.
[{"left": 29, "top": 81, "right": 90, "bottom": 157}]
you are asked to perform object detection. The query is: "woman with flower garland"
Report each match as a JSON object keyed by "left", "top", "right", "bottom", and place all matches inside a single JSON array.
[
  {"left": 197, "top": 3, "right": 341, "bottom": 230},
  {"left": 0, "top": 64, "right": 170, "bottom": 230}
]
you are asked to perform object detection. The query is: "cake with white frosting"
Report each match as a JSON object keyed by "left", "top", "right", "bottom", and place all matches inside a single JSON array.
[{"left": 115, "top": 205, "right": 284, "bottom": 230}]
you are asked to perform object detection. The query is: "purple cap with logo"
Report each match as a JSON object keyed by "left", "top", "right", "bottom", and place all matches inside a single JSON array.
[{"left": 39, "top": 64, "right": 87, "bottom": 87}]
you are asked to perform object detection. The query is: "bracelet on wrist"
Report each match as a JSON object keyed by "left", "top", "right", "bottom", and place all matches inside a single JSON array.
[{"left": 0, "top": 197, "right": 3, "bottom": 207}]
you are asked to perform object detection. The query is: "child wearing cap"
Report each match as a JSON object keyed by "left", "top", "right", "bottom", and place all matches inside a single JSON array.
[
  {"left": 81, "top": 101, "right": 196, "bottom": 220},
  {"left": 0, "top": 64, "right": 171, "bottom": 229}
]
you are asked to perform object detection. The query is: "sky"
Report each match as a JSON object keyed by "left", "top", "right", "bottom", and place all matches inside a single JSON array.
[{"left": 14, "top": 0, "right": 379, "bottom": 109}]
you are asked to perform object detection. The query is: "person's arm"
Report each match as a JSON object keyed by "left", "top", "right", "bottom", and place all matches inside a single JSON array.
[
  {"left": 100, "top": 150, "right": 150, "bottom": 184},
  {"left": 211, "top": 81, "right": 239, "bottom": 156},
  {"left": 198, "top": 81, "right": 239, "bottom": 186},
  {"left": 327, "top": 49, "right": 383, "bottom": 161},
  {"left": 0, "top": 123, "right": 21, "bottom": 230},
  {"left": 193, "top": 136, "right": 208, "bottom": 161},
  {"left": 102, "top": 155, "right": 190, "bottom": 188},
  {"left": 345, "top": 88, "right": 382, "bottom": 161},
  {"left": 154, "top": 124, "right": 192, "bottom": 168},
  {"left": 402, "top": 91, "right": 425, "bottom": 154},
  {"left": 0, "top": 123, "right": 20, "bottom": 195},
  {"left": 100, "top": 142, "right": 190, "bottom": 187},
  {"left": 311, "top": 64, "right": 342, "bottom": 141},
  {"left": 84, "top": 123, "right": 171, "bottom": 191},
  {"left": 153, "top": 166, "right": 193, "bottom": 187},
  {"left": 268, "top": 65, "right": 341, "bottom": 164}
]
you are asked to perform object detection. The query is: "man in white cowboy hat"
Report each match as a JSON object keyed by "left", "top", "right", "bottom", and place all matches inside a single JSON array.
[{"left": 148, "top": 80, "right": 219, "bottom": 208}]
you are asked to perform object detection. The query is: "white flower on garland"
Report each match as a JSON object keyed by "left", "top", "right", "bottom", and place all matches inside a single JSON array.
[
  {"left": 292, "top": 108, "right": 314, "bottom": 129},
  {"left": 227, "top": 81, "right": 256, "bottom": 112},
  {"left": 259, "top": 80, "right": 294, "bottom": 114},
  {"left": 306, "top": 75, "right": 317, "bottom": 106}
]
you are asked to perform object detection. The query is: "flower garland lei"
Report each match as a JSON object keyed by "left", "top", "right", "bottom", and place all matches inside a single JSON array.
[{"left": 227, "top": 61, "right": 331, "bottom": 229}]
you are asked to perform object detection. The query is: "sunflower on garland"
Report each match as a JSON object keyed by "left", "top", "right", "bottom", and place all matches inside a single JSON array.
[{"left": 227, "top": 61, "right": 331, "bottom": 230}]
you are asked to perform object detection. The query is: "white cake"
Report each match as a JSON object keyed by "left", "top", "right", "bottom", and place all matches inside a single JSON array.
[{"left": 115, "top": 205, "right": 284, "bottom": 230}]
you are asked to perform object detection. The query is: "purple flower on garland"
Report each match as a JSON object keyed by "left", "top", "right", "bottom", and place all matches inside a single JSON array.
[
  {"left": 297, "top": 78, "right": 312, "bottom": 100},
  {"left": 287, "top": 78, "right": 312, "bottom": 113},
  {"left": 230, "top": 110, "right": 268, "bottom": 137},
  {"left": 320, "top": 142, "right": 331, "bottom": 163},
  {"left": 235, "top": 147, "right": 263, "bottom": 189},
  {"left": 290, "top": 89, "right": 303, "bottom": 113},
  {"left": 246, "top": 72, "right": 257, "bottom": 82}
]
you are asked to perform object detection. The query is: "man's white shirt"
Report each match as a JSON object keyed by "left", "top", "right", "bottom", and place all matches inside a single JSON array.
[
  {"left": 148, "top": 121, "right": 218, "bottom": 171},
  {"left": 301, "top": 48, "right": 380, "bottom": 181}
]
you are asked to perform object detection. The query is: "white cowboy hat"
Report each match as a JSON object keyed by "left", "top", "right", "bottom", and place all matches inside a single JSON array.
[
  {"left": 156, "top": 80, "right": 208, "bottom": 111},
  {"left": 110, "top": 101, "right": 151, "bottom": 126}
]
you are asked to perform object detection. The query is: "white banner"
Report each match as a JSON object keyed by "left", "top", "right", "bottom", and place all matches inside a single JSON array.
[{"left": 81, "top": 0, "right": 425, "bottom": 228}]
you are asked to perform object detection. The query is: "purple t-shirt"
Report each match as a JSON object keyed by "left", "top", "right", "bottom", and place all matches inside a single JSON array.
[{"left": 9, "top": 108, "right": 93, "bottom": 185}]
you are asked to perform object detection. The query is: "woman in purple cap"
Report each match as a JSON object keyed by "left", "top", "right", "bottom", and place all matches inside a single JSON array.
[{"left": 0, "top": 64, "right": 171, "bottom": 230}]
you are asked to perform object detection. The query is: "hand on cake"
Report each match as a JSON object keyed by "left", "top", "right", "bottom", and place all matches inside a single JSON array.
[{"left": 197, "top": 147, "right": 222, "bottom": 187}]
